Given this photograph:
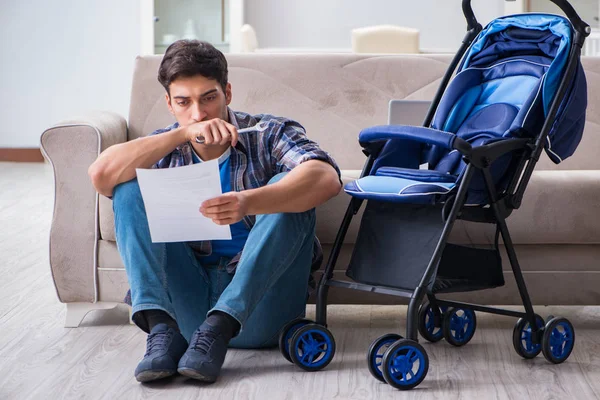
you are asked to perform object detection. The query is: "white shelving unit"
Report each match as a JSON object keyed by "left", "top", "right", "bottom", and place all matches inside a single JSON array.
[{"left": 140, "top": 0, "right": 245, "bottom": 55}]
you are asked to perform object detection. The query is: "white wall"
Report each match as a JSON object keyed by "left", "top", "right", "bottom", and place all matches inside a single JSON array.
[
  {"left": 1, "top": 0, "right": 510, "bottom": 148},
  {"left": 245, "top": 0, "right": 504, "bottom": 51},
  {"left": 0, "top": 0, "right": 141, "bottom": 148},
  {"left": 529, "top": 0, "right": 598, "bottom": 27}
]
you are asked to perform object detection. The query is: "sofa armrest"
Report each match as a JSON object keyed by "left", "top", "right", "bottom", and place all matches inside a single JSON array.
[{"left": 40, "top": 111, "right": 127, "bottom": 303}]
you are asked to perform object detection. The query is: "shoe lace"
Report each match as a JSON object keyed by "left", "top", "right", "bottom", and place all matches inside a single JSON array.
[
  {"left": 144, "top": 330, "right": 172, "bottom": 357},
  {"left": 191, "top": 330, "right": 219, "bottom": 354}
]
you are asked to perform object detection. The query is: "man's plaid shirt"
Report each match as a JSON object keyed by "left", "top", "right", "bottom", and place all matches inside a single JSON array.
[{"left": 148, "top": 108, "right": 341, "bottom": 278}]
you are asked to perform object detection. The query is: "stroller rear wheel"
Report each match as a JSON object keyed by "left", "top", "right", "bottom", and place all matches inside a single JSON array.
[
  {"left": 367, "top": 333, "right": 403, "bottom": 382},
  {"left": 289, "top": 324, "right": 336, "bottom": 371},
  {"left": 418, "top": 301, "right": 446, "bottom": 343},
  {"left": 541, "top": 317, "right": 575, "bottom": 364},
  {"left": 278, "top": 318, "right": 313, "bottom": 362},
  {"left": 381, "top": 339, "right": 429, "bottom": 390},
  {"left": 443, "top": 307, "right": 477, "bottom": 346},
  {"left": 512, "top": 314, "right": 544, "bottom": 359}
]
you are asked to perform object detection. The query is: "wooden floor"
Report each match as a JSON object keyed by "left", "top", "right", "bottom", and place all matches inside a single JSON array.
[{"left": 1, "top": 162, "right": 600, "bottom": 400}]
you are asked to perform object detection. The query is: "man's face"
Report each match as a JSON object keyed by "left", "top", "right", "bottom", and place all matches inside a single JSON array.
[{"left": 166, "top": 74, "right": 232, "bottom": 126}]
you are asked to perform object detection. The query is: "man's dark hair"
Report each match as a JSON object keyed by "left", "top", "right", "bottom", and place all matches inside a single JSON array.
[{"left": 158, "top": 40, "right": 228, "bottom": 94}]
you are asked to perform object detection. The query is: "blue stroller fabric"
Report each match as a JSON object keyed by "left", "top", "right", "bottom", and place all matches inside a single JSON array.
[
  {"left": 345, "top": 14, "right": 587, "bottom": 207},
  {"left": 459, "top": 14, "right": 587, "bottom": 163},
  {"left": 344, "top": 14, "right": 587, "bottom": 292}
]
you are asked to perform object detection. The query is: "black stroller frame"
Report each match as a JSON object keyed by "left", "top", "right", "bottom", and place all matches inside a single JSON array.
[{"left": 285, "top": 0, "right": 589, "bottom": 391}]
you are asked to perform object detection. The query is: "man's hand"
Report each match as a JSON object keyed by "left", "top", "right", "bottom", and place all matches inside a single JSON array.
[
  {"left": 184, "top": 118, "right": 239, "bottom": 146},
  {"left": 200, "top": 191, "right": 249, "bottom": 225}
]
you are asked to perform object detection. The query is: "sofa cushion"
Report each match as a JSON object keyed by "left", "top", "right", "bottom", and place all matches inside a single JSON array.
[{"left": 450, "top": 170, "right": 600, "bottom": 245}]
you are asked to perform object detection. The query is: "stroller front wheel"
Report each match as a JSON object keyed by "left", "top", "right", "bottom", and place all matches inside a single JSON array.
[
  {"left": 418, "top": 301, "right": 446, "bottom": 343},
  {"left": 443, "top": 307, "right": 477, "bottom": 347},
  {"left": 512, "top": 314, "right": 544, "bottom": 359},
  {"left": 289, "top": 324, "right": 336, "bottom": 371},
  {"left": 278, "top": 318, "right": 313, "bottom": 363},
  {"left": 367, "top": 333, "right": 403, "bottom": 382},
  {"left": 381, "top": 339, "right": 429, "bottom": 390},
  {"left": 541, "top": 317, "right": 575, "bottom": 364}
]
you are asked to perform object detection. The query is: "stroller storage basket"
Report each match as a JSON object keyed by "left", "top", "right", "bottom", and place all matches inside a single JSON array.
[{"left": 346, "top": 200, "right": 504, "bottom": 293}]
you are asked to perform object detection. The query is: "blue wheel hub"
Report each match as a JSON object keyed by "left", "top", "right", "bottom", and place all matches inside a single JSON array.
[
  {"left": 388, "top": 346, "right": 425, "bottom": 385},
  {"left": 295, "top": 330, "right": 332, "bottom": 367},
  {"left": 520, "top": 318, "right": 543, "bottom": 354},
  {"left": 549, "top": 322, "right": 574, "bottom": 359},
  {"left": 521, "top": 326, "right": 539, "bottom": 353},
  {"left": 425, "top": 307, "right": 444, "bottom": 339},
  {"left": 449, "top": 310, "right": 475, "bottom": 342},
  {"left": 372, "top": 339, "right": 396, "bottom": 374}
]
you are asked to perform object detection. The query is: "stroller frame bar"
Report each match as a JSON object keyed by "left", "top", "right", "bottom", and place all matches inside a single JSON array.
[
  {"left": 327, "top": 279, "right": 415, "bottom": 298},
  {"left": 511, "top": 41, "right": 583, "bottom": 208},
  {"left": 323, "top": 282, "right": 532, "bottom": 320},
  {"left": 433, "top": 300, "right": 531, "bottom": 320}
]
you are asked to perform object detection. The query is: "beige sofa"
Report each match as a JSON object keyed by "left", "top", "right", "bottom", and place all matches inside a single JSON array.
[{"left": 41, "top": 54, "right": 600, "bottom": 328}]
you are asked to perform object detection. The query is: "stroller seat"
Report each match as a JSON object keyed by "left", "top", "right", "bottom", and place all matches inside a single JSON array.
[
  {"left": 345, "top": 57, "right": 549, "bottom": 204},
  {"left": 344, "top": 173, "right": 457, "bottom": 203}
]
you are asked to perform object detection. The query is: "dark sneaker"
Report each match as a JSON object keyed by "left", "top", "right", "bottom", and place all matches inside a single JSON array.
[
  {"left": 134, "top": 323, "right": 188, "bottom": 383},
  {"left": 177, "top": 322, "right": 229, "bottom": 383}
]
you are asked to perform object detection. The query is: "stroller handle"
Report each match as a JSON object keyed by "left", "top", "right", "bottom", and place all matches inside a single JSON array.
[
  {"left": 461, "top": 0, "right": 480, "bottom": 31},
  {"left": 462, "top": 0, "right": 590, "bottom": 36},
  {"left": 548, "top": 0, "right": 591, "bottom": 36}
]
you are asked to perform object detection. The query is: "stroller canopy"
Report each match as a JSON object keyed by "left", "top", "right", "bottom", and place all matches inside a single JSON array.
[
  {"left": 453, "top": 14, "right": 587, "bottom": 164},
  {"left": 461, "top": 14, "right": 572, "bottom": 113}
]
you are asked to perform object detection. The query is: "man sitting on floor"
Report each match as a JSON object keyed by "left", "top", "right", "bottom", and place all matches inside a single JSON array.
[{"left": 88, "top": 40, "right": 341, "bottom": 383}]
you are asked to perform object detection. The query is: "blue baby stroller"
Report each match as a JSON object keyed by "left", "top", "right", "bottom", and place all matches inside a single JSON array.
[{"left": 278, "top": 0, "right": 589, "bottom": 390}]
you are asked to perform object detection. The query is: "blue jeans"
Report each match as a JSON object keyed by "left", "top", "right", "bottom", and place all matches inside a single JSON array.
[{"left": 112, "top": 172, "right": 315, "bottom": 348}]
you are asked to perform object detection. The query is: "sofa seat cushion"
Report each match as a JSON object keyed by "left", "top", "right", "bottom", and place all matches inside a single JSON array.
[{"left": 450, "top": 170, "right": 600, "bottom": 245}]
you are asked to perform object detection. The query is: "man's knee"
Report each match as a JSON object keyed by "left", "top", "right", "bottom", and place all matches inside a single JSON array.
[
  {"left": 112, "top": 178, "right": 143, "bottom": 209},
  {"left": 256, "top": 207, "right": 315, "bottom": 229}
]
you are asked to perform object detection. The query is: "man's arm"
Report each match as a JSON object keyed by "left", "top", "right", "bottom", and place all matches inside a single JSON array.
[
  {"left": 200, "top": 160, "right": 341, "bottom": 225},
  {"left": 88, "top": 118, "right": 237, "bottom": 198},
  {"left": 246, "top": 159, "right": 341, "bottom": 214},
  {"left": 88, "top": 127, "right": 187, "bottom": 198}
]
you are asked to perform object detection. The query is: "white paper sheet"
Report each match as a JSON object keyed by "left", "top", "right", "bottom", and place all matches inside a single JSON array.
[{"left": 136, "top": 160, "right": 232, "bottom": 243}]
